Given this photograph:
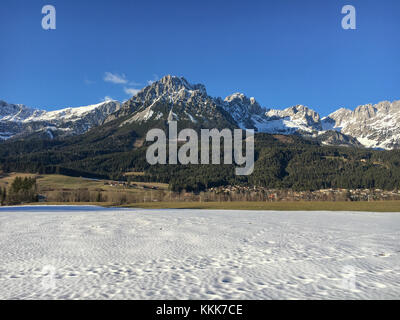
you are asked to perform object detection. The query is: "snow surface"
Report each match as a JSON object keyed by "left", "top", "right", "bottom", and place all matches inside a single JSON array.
[
  {"left": 0, "top": 206, "right": 399, "bottom": 300},
  {"left": 356, "top": 137, "right": 379, "bottom": 149},
  {"left": 22, "top": 102, "right": 107, "bottom": 123},
  {"left": 1, "top": 101, "right": 115, "bottom": 124}
]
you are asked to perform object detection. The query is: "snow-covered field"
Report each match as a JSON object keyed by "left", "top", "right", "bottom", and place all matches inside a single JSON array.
[{"left": 0, "top": 206, "right": 399, "bottom": 300}]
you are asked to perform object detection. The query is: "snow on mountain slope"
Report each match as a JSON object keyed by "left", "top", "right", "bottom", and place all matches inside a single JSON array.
[
  {"left": 222, "top": 93, "right": 267, "bottom": 130},
  {"left": 105, "top": 76, "right": 400, "bottom": 149},
  {"left": 0, "top": 100, "right": 45, "bottom": 122},
  {"left": 24, "top": 102, "right": 105, "bottom": 122},
  {"left": 263, "top": 101, "right": 400, "bottom": 149},
  {"left": 262, "top": 105, "right": 322, "bottom": 133},
  {"left": 2, "top": 76, "right": 400, "bottom": 149},
  {"left": 108, "top": 76, "right": 326, "bottom": 135},
  {"left": 109, "top": 75, "right": 236, "bottom": 130},
  {"left": 0, "top": 100, "right": 121, "bottom": 140},
  {"left": 323, "top": 100, "right": 400, "bottom": 149},
  {"left": 1, "top": 101, "right": 117, "bottom": 123}
]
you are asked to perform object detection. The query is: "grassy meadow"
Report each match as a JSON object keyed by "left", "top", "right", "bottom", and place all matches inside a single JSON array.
[
  {"left": 1, "top": 173, "right": 400, "bottom": 212},
  {"left": 123, "top": 200, "right": 400, "bottom": 212}
]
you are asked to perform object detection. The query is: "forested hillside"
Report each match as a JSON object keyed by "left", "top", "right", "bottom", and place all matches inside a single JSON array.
[{"left": 2, "top": 130, "right": 400, "bottom": 192}]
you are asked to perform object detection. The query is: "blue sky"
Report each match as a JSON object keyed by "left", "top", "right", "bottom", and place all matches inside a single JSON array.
[{"left": 0, "top": 0, "right": 399, "bottom": 115}]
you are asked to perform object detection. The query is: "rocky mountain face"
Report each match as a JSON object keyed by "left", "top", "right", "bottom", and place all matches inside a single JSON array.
[
  {"left": 315, "top": 130, "right": 363, "bottom": 148},
  {"left": 221, "top": 93, "right": 266, "bottom": 130},
  {"left": 262, "top": 105, "right": 322, "bottom": 133},
  {"left": 1, "top": 75, "right": 399, "bottom": 149},
  {"left": 107, "top": 75, "right": 400, "bottom": 148},
  {"left": 0, "top": 100, "right": 121, "bottom": 140},
  {"left": 104, "top": 76, "right": 326, "bottom": 135},
  {"left": 322, "top": 100, "right": 400, "bottom": 149},
  {"left": 106, "top": 75, "right": 237, "bottom": 131}
]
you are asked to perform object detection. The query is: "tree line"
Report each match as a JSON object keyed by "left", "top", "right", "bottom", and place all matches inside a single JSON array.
[
  {"left": 2, "top": 132, "right": 400, "bottom": 193},
  {"left": 1, "top": 177, "right": 39, "bottom": 205}
]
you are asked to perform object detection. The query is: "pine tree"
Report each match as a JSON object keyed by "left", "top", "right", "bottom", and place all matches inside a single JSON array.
[{"left": 0, "top": 187, "right": 6, "bottom": 205}]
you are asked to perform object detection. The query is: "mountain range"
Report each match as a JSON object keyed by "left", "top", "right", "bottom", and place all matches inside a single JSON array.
[
  {"left": 1, "top": 75, "right": 399, "bottom": 150},
  {"left": 0, "top": 100, "right": 121, "bottom": 140}
]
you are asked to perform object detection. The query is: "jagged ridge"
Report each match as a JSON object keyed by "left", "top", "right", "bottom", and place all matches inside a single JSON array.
[
  {"left": 0, "top": 100, "right": 121, "bottom": 140},
  {"left": 1, "top": 75, "right": 400, "bottom": 149}
]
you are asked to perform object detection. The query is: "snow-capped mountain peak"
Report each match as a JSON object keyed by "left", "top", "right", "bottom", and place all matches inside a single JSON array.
[
  {"left": 222, "top": 93, "right": 266, "bottom": 130},
  {"left": 0, "top": 100, "right": 121, "bottom": 140},
  {"left": 130, "top": 75, "right": 208, "bottom": 106},
  {"left": 111, "top": 75, "right": 234, "bottom": 129},
  {"left": 322, "top": 100, "right": 400, "bottom": 149},
  {"left": 105, "top": 76, "right": 400, "bottom": 149},
  {"left": 3, "top": 75, "right": 400, "bottom": 150},
  {"left": 0, "top": 100, "right": 45, "bottom": 122},
  {"left": 263, "top": 105, "right": 322, "bottom": 133}
]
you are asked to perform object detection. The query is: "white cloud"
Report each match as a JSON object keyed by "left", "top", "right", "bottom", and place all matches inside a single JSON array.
[
  {"left": 124, "top": 87, "right": 140, "bottom": 96},
  {"left": 103, "top": 96, "right": 114, "bottom": 102},
  {"left": 104, "top": 72, "right": 128, "bottom": 84},
  {"left": 102, "top": 72, "right": 155, "bottom": 97}
]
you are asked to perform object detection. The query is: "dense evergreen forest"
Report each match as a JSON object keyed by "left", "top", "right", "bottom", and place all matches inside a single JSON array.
[{"left": 1, "top": 127, "right": 400, "bottom": 192}]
